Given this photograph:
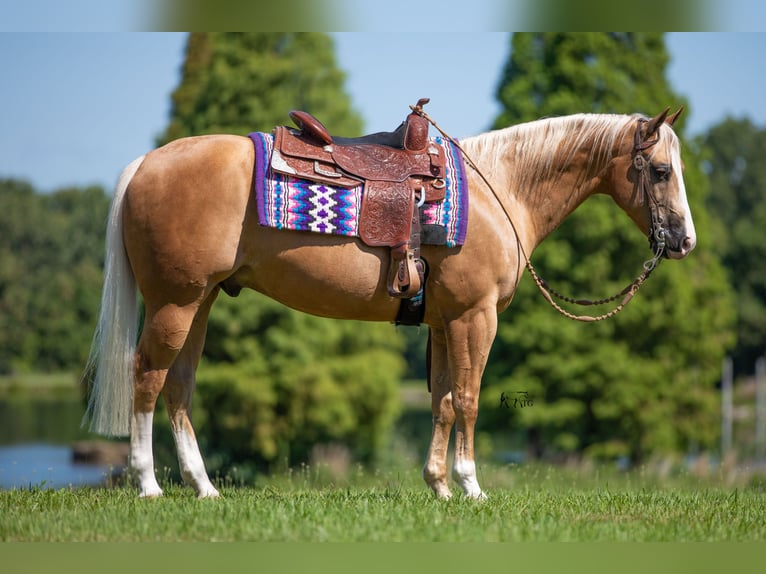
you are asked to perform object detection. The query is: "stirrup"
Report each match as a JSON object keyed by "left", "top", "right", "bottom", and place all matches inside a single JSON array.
[{"left": 388, "top": 248, "right": 422, "bottom": 299}]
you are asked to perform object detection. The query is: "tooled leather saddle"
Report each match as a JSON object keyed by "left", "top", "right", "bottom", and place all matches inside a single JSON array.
[{"left": 269, "top": 98, "right": 446, "bottom": 299}]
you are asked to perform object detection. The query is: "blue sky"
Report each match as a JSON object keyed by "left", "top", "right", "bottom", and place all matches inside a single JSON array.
[
  {"left": 1, "top": 32, "right": 765, "bottom": 192},
  {"left": 2, "top": 0, "right": 765, "bottom": 32}
]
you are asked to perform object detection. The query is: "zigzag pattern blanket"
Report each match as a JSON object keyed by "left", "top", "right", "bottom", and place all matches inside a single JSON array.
[{"left": 249, "top": 132, "right": 469, "bottom": 247}]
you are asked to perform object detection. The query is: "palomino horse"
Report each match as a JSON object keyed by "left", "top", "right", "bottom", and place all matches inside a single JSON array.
[{"left": 84, "top": 108, "right": 695, "bottom": 499}]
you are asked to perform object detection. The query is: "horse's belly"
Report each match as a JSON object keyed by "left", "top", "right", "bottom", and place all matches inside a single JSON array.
[{"left": 237, "top": 229, "right": 400, "bottom": 321}]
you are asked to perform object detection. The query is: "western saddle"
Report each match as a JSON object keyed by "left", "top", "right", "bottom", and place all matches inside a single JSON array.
[{"left": 270, "top": 98, "right": 446, "bottom": 299}]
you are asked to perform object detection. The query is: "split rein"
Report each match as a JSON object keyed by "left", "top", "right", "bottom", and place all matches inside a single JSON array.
[{"left": 415, "top": 107, "right": 666, "bottom": 323}]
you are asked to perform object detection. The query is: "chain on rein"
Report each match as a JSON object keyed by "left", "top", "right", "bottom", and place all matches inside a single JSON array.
[{"left": 415, "top": 108, "right": 668, "bottom": 322}]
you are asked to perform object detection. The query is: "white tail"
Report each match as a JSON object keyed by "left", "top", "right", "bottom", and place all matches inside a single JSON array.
[{"left": 82, "top": 155, "right": 145, "bottom": 436}]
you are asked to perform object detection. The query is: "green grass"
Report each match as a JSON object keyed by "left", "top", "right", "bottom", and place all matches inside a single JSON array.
[{"left": 2, "top": 464, "right": 765, "bottom": 542}]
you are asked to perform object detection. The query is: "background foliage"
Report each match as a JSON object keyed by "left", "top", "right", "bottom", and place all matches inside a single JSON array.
[
  {"left": 2, "top": 32, "right": 762, "bottom": 471},
  {"left": 159, "top": 32, "right": 363, "bottom": 145},
  {"left": 0, "top": 182, "right": 110, "bottom": 373},
  {"left": 701, "top": 118, "right": 766, "bottom": 374}
]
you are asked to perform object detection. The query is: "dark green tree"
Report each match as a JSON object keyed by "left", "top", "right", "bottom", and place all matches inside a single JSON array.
[
  {"left": 194, "top": 295, "right": 403, "bottom": 472},
  {"left": 495, "top": 33, "right": 677, "bottom": 126},
  {"left": 702, "top": 118, "right": 766, "bottom": 374},
  {"left": 160, "top": 32, "right": 362, "bottom": 144},
  {"left": 481, "top": 33, "right": 735, "bottom": 464},
  {"left": 157, "top": 33, "right": 403, "bottom": 474},
  {"left": 0, "top": 181, "right": 110, "bottom": 373}
]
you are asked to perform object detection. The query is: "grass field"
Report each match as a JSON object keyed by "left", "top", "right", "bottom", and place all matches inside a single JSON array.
[{"left": 2, "top": 463, "right": 765, "bottom": 542}]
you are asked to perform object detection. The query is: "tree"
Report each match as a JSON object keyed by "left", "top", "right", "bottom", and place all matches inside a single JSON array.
[
  {"left": 160, "top": 33, "right": 362, "bottom": 145},
  {"left": 194, "top": 294, "right": 403, "bottom": 474},
  {"left": 0, "top": 181, "right": 110, "bottom": 373},
  {"left": 495, "top": 33, "right": 677, "bottom": 127},
  {"left": 702, "top": 118, "right": 766, "bottom": 374},
  {"left": 156, "top": 33, "right": 402, "bottom": 474},
  {"left": 480, "top": 33, "right": 735, "bottom": 464}
]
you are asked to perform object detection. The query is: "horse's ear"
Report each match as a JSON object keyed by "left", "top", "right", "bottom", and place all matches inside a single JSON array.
[
  {"left": 665, "top": 106, "right": 684, "bottom": 126},
  {"left": 644, "top": 107, "right": 670, "bottom": 139}
]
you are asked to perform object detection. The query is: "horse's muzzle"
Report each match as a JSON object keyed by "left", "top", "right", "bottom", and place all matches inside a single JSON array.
[{"left": 665, "top": 234, "right": 696, "bottom": 259}]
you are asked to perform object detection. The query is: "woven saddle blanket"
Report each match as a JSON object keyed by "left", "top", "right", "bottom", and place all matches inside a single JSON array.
[{"left": 249, "top": 132, "right": 469, "bottom": 247}]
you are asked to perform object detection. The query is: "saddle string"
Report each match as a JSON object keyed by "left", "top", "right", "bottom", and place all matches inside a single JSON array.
[{"left": 412, "top": 105, "right": 664, "bottom": 323}]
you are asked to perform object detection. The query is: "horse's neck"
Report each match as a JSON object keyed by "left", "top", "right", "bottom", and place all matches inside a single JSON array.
[{"left": 520, "top": 150, "right": 599, "bottom": 245}]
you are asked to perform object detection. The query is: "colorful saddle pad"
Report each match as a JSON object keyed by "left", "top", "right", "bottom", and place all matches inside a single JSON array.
[{"left": 249, "top": 132, "right": 469, "bottom": 247}]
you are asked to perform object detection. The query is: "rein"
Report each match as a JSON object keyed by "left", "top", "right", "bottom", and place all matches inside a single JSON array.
[{"left": 414, "top": 107, "right": 667, "bottom": 323}]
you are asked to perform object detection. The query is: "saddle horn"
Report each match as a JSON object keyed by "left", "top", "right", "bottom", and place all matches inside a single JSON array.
[{"left": 289, "top": 110, "right": 333, "bottom": 145}]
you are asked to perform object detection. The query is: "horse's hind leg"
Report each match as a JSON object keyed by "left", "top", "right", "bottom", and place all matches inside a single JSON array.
[
  {"left": 161, "top": 289, "right": 220, "bottom": 498},
  {"left": 131, "top": 299, "right": 202, "bottom": 497}
]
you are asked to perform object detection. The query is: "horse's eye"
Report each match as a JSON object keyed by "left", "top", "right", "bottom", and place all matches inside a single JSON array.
[{"left": 652, "top": 164, "right": 671, "bottom": 182}]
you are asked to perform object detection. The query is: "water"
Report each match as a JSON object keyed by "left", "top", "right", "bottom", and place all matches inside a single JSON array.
[
  {"left": 0, "top": 392, "right": 115, "bottom": 489},
  {"left": 0, "top": 443, "right": 114, "bottom": 489}
]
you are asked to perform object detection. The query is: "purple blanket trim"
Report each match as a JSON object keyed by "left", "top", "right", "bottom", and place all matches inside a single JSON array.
[{"left": 248, "top": 132, "right": 468, "bottom": 247}]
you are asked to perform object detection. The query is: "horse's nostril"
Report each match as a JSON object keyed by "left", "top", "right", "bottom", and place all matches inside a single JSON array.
[{"left": 682, "top": 236, "right": 696, "bottom": 253}]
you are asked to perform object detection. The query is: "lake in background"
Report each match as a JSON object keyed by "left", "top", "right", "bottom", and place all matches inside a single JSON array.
[{"left": 0, "top": 390, "right": 118, "bottom": 489}]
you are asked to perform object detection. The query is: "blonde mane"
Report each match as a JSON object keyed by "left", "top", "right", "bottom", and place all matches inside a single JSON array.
[{"left": 462, "top": 114, "right": 680, "bottom": 197}]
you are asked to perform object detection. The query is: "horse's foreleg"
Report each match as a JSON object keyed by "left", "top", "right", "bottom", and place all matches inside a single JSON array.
[
  {"left": 161, "top": 290, "right": 220, "bottom": 498},
  {"left": 445, "top": 307, "right": 496, "bottom": 500},
  {"left": 422, "top": 327, "right": 455, "bottom": 499},
  {"left": 131, "top": 302, "right": 198, "bottom": 497}
]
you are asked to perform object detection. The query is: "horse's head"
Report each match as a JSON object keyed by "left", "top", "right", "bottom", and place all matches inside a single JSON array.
[{"left": 612, "top": 108, "right": 696, "bottom": 260}]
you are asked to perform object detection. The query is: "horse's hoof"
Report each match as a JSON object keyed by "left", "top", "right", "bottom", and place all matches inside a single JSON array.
[
  {"left": 138, "top": 487, "right": 163, "bottom": 498},
  {"left": 430, "top": 484, "right": 453, "bottom": 500},
  {"left": 197, "top": 487, "right": 221, "bottom": 499}
]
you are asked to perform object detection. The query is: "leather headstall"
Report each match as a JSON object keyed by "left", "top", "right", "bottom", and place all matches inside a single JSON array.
[{"left": 633, "top": 118, "right": 667, "bottom": 259}]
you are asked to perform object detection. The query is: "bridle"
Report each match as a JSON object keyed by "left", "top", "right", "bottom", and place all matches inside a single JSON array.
[
  {"left": 633, "top": 118, "right": 667, "bottom": 271},
  {"left": 414, "top": 106, "right": 671, "bottom": 322}
]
